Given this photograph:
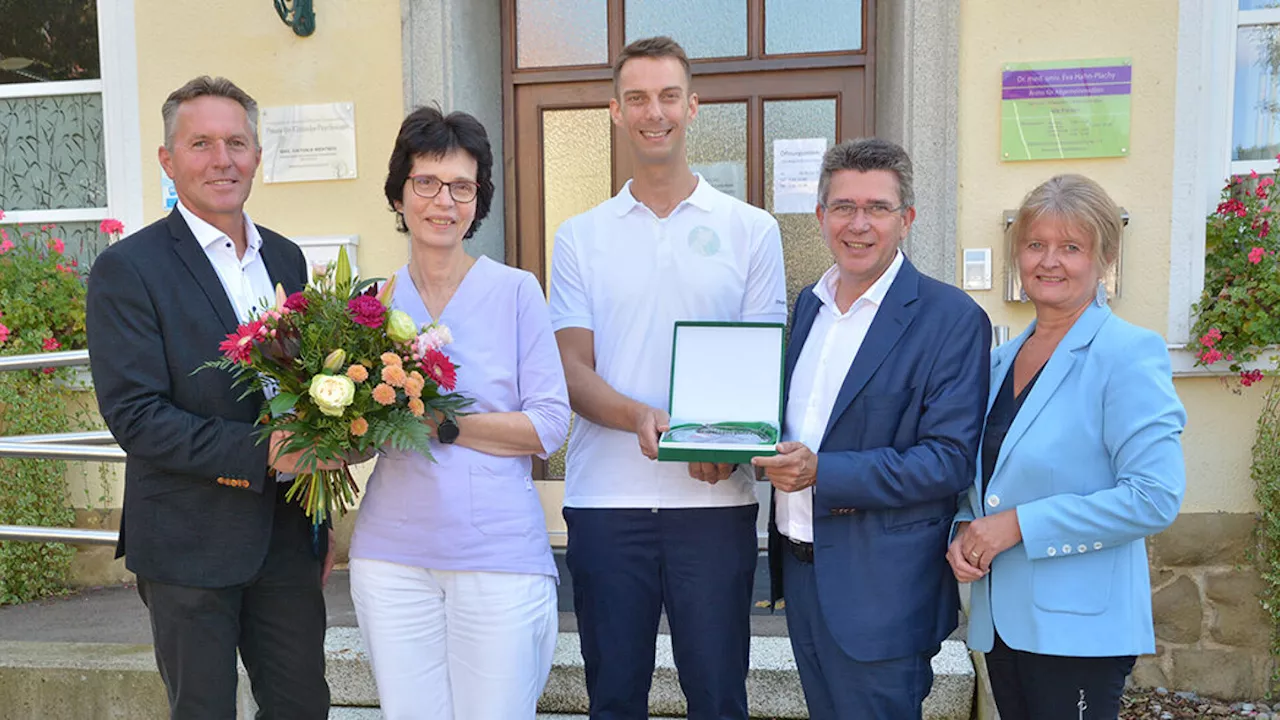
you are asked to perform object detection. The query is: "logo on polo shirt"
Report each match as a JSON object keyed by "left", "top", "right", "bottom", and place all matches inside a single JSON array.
[{"left": 687, "top": 226, "right": 721, "bottom": 257}]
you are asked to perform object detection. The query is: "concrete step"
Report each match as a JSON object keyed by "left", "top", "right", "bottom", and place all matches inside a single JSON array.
[
  {"left": 0, "top": 631, "right": 972, "bottom": 719},
  {"left": 325, "top": 628, "right": 974, "bottom": 720}
]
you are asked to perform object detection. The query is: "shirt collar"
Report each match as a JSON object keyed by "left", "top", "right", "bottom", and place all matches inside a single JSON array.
[
  {"left": 608, "top": 173, "right": 716, "bottom": 217},
  {"left": 813, "top": 250, "right": 905, "bottom": 313},
  {"left": 176, "top": 200, "right": 262, "bottom": 254}
]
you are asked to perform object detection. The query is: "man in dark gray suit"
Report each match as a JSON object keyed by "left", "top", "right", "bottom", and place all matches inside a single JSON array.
[{"left": 87, "top": 76, "right": 332, "bottom": 719}]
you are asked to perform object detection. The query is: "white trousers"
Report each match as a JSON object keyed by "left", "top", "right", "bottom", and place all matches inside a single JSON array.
[{"left": 349, "top": 558, "right": 558, "bottom": 720}]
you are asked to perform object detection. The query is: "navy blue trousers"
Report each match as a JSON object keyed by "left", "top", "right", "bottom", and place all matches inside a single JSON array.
[
  {"left": 783, "top": 549, "right": 937, "bottom": 720},
  {"left": 564, "top": 505, "right": 758, "bottom": 720}
]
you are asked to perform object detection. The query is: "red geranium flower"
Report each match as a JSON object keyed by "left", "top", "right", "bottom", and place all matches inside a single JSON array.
[
  {"left": 419, "top": 349, "right": 457, "bottom": 391},
  {"left": 348, "top": 295, "right": 386, "bottom": 328},
  {"left": 43, "top": 337, "right": 61, "bottom": 351}
]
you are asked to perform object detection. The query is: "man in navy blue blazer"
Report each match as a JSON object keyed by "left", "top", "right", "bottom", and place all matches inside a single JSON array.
[{"left": 753, "top": 138, "right": 990, "bottom": 719}]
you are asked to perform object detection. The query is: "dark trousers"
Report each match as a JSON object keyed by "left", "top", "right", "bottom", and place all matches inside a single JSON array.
[
  {"left": 564, "top": 505, "right": 758, "bottom": 720},
  {"left": 985, "top": 631, "right": 1135, "bottom": 720},
  {"left": 782, "top": 549, "right": 937, "bottom": 720},
  {"left": 137, "top": 484, "right": 330, "bottom": 720}
]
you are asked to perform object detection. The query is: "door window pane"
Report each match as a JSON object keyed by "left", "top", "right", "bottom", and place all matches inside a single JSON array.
[
  {"left": 765, "top": 0, "right": 862, "bottom": 55},
  {"left": 542, "top": 108, "right": 613, "bottom": 281},
  {"left": 1233, "top": 25, "right": 1280, "bottom": 161},
  {"left": 764, "top": 99, "right": 837, "bottom": 308},
  {"left": 687, "top": 102, "right": 747, "bottom": 202},
  {"left": 625, "top": 0, "right": 746, "bottom": 59},
  {"left": 0, "top": 1, "right": 100, "bottom": 84},
  {"left": 1242, "top": 1, "right": 1280, "bottom": 10},
  {"left": 517, "top": 0, "right": 608, "bottom": 68},
  {"left": 0, "top": 93, "right": 107, "bottom": 211}
]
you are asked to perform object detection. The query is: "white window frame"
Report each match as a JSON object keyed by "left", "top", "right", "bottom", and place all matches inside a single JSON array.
[
  {"left": 1166, "top": 0, "right": 1276, "bottom": 376},
  {"left": 0, "top": 0, "right": 142, "bottom": 237}
]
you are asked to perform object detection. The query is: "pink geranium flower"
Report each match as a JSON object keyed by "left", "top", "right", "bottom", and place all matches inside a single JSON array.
[
  {"left": 43, "top": 337, "right": 61, "bottom": 351},
  {"left": 99, "top": 218, "right": 125, "bottom": 235},
  {"left": 1249, "top": 246, "right": 1267, "bottom": 264},
  {"left": 0, "top": 323, "right": 9, "bottom": 345},
  {"left": 347, "top": 295, "right": 386, "bottom": 328},
  {"left": 0, "top": 239, "right": 12, "bottom": 254},
  {"left": 49, "top": 237, "right": 65, "bottom": 255}
]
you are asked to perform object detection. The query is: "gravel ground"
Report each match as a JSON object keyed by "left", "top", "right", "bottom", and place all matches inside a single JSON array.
[{"left": 1121, "top": 687, "right": 1278, "bottom": 718}]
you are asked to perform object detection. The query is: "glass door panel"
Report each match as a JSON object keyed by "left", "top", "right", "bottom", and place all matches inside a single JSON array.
[
  {"left": 764, "top": 98, "right": 838, "bottom": 309},
  {"left": 765, "top": 0, "right": 864, "bottom": 54},
  {"left": 515, "top": 0, "right": 609, "bottom": 68},
  {"left": 542, "top": 108, "right": 613, "bottom": 281},
  {"left": 624, "top": 0, "right": 747, "bottom": 59},
  {"left": 687, "top": 101, "right": 748, "bottom": 202}
]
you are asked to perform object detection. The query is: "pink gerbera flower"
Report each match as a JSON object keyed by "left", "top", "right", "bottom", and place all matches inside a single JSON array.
[
  {"left": 218, "top": 320, "right": 266, "bottom": 364},
  {"left": 419, "top": 349, "right": 457, "bottom": 391}
]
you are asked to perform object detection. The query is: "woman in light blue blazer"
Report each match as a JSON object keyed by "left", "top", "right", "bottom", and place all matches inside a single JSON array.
[{"left": 947, "top": 174, "right": 1186, "bottom": 720}]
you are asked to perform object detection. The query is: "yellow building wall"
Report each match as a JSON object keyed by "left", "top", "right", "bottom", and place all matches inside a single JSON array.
[
  {"left": 132, "top": 0, "right": 406, "bottom": 281},
  {"left": 957, "top": 1, "right": 1250, "bottom": 513}
]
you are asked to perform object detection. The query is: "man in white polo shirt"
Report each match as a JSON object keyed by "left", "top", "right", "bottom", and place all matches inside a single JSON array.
[{"left": 549, "top": 36, "right": 786, "bottom": 720}]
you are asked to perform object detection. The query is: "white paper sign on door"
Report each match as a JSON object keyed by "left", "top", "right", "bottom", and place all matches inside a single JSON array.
[{"left": 772, "top": 138, "right": 827, "bottom": 214}]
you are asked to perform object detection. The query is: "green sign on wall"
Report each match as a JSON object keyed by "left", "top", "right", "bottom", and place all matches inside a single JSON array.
[{"left": 1001, "top": 58, "right": 1132, "bottom": 162}]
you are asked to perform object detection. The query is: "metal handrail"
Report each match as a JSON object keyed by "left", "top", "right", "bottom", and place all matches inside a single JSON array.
[
  {"left": 0, "top": 525, "right": 118, "bottom": 546},
  {"left": 0, "top": 349, "right": 123, "bottom": 546},
  {"left": 0, "top": 349, "right": 90, "bottom": 371}
]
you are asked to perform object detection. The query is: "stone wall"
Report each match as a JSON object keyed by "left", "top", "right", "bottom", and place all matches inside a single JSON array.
[{"left": 1135, "top": 512, "right": 1274, "bottom": 699}]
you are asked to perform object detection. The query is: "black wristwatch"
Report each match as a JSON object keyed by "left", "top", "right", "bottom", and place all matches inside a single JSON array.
[{"left": 437, "top": 417, "right": 460, "bottom": 444}]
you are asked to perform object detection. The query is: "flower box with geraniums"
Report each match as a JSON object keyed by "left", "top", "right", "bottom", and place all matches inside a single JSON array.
[
  {"left": 0, "top": 212, "right": 123, "bottom": 603},
  {"left": 1190, "top": 159, "right": 1280, "bottom": 685}
]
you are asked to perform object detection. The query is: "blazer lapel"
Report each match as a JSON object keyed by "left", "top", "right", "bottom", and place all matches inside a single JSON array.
[
  {"left": 990, "top": 303, "right": 1113, "bottom": 479},
  {"left": 168, "top": 210, "right": 239, "bottom": 334},
  {"left": 821, "top": 260, "right": 920, "bottom": 443}
]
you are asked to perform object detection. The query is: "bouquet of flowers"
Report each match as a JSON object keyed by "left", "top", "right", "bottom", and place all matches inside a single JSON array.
[{"left": 198, "top": 247, "right": 470, "bottom": 525}]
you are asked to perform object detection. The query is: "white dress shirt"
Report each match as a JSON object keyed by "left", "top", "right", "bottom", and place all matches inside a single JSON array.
[
  {"left": 776, "top": 251, "right": 904, "bottom": 542},
  {"left": 178, "top": 201, "right": 275, "bottom": 323},
  {"left": 178, "top": 202, "right": 288, "bottom": 480}
]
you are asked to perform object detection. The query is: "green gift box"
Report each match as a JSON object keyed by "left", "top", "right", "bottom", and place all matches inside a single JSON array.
[{"left": 657, "top": 321, "right": 786, "bottom": 464}]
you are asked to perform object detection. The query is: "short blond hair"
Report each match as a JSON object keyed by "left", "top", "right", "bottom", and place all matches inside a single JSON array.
[
  {"left": 1007, "top": 174, "right": 1122, "bottom": 274},
  {"left": 613, "top": 36, "right": 692, "bottom": 96}
]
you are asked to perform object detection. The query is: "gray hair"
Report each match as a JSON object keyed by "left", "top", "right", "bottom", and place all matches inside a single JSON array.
[
  {"left": 162, "top": 76, "right": 259, "bottom": 149},
  {"left": 1007, "top": 174, "right": 1123, "bottom": 273},
  {"left": 817, "top": 138, "right": 915, "bottom": 209}
]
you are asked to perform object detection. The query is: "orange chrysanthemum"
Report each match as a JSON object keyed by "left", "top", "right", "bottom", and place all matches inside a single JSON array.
[
  {"left": 350, "top": 417, "right": 369, "bottom": 436},
  {"left": 372, "top": 383, "right": 397, "bottom": 405},
  {"left": 404, "top": 373, "right": 425, "bottom": 399},
  {"left": 382, "top": 365, "right": 408, "bottom": 388},
  {"left": 346, "top": 364, "right": 369, "bottom": 383},
  {"left": 380, "top": 352, "right": 403, "bottom": 367},
  {"left": 408, "top": 398, "right": 425, "bottom": 417}
]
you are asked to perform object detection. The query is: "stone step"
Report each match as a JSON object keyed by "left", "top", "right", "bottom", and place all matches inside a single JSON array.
[{"left": 325, "top": 628, "right": 974, "bottom": 720}]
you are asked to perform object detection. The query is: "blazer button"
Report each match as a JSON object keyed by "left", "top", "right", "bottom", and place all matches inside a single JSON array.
[
  {"left": 1078, "top": 544, "right": 1087, "bottom": 553},
  {"left": 1062, "top": 544, "right": 1072, "bottom": 554},
  {"left": 1047, "top": 547, "right": 1056, "bottom": 556},
  {"left": 1094, "top": 542, "right": 1103, "bottom": 550},
  {"left": 987, "top": 495, "right": 1000, "bottom": 508}
]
